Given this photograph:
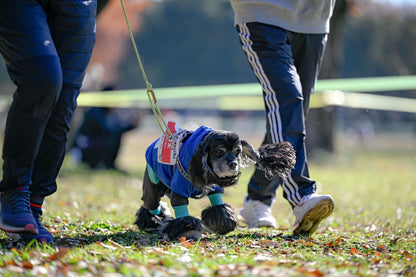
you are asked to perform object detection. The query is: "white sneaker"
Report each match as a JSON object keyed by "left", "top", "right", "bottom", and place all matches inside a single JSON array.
[
  {"left": 239, "top": 198, "right": 276, "bottom": 228},
  {"left": 293, "top": 193, "right": 334, "bottom": 236}
]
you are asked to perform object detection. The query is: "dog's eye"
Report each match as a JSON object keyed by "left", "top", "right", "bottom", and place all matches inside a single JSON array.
[
  {"left": 215, "top": 149, "right": 225, "bottom": 157},
  {"left": 233, "top": 149, "right": 241, "bottom": 155}
]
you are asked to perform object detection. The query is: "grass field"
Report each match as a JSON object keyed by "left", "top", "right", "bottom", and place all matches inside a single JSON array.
[{"left": 0, "top": 131, "right": 415, "bottom": 276}]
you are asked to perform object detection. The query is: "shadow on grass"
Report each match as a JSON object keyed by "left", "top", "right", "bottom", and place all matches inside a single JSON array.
[
  {"left": 0, "top": 227, "right": 303, "bottom": 250},
  {"left": 0, "top": 229, "right": 156, "bottom": 250}
]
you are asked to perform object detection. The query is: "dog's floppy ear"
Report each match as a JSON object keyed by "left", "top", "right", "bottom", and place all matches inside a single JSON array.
[
  {"left": 241, "top": 140, "right": 296, "bottom": 179},
  {"left": 241, "top": 139, "right": 260, "bottom": 162},
  {"left": 189, "top": 135, "right": 210, "bottom": 191}
]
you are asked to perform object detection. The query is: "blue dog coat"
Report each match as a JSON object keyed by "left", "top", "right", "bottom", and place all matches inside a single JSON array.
[{"left": 145, "top": 125, "right": 224, "bottom": 200}]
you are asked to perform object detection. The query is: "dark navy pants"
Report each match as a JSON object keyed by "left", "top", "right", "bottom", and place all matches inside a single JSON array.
[
  {"left": 236, "top": 22, "right": 327, "bottom": 207},
  {"left": 0, "top": 0, "right": 96, "bottom": 196}
]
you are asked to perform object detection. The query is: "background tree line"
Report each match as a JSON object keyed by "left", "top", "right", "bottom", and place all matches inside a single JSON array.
[
  {"left": 0, "top": 0, "right": 414, "bottom": 92},
  {"left": 114, "top": 0, "right": 416, "bottom": 89},
  {"left": 0, "top": 0, "right": 414, "bottom": 155}
]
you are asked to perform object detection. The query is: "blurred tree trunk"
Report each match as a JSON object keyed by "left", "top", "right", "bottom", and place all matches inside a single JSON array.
[{"left": 306, "top": 0, "right": 349, "bottom": 157}]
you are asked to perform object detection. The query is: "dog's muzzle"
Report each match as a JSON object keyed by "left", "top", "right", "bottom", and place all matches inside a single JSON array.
[
  {"left": 202, "top": 155, "right": 241, "bottom": 187},
  {"left": 217, "top": 171, "right": 241, "bottom": 187}
]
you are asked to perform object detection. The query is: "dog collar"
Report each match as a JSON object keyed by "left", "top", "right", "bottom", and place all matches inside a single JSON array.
[
  {"left": 176, "top": 157, "right": 211, "bottom": 199},
  {"left": 176, "top": 158, "right": 191, "bottom": 182}
]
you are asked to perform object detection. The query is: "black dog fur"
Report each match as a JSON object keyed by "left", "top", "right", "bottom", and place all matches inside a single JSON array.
[
  {"left": 135, "top": 126, "right": 296, "bottom": 241},
  {"left": 161, "top": 216, "right": 204, "bottom": 241},
  {"left": 201, "top": 203, "right": 237, "bottom": 235},
  {"left": 134, "top": 202, "right": 173, "bottom": 233}
]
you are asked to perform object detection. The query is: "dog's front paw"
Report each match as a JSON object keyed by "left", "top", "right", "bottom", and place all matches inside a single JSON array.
[
  {"left": 134, "top": 203, "right": 173, "bottom": 233},
  {"left": 162, "top": 216, "right": 203, "bottom": 241},
  {"left": 201, "top": 203, "right": 237, "bottom": 235}
]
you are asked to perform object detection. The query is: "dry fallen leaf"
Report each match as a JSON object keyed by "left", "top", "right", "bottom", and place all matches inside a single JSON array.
[
  {"left": 21, "top": 261, "right": 33, "bottom": 269},
  {"left": 179, "top": 237, "right": 193, "bottom": 248},
  {"left": 296, "top": 266, "right": 324, "bottom": 277},
  {"left": 108, "top": 240, "right": 126, "bottom": 249},
  {"left": 96, "top": 241, "right": 118, "bottom": 250},
  {"left": 376, "top": 245, "right": 387, "bottom": 253},
  {"left": 10, "top": 248, "right": 21, "bottom": 254},
  {"left": 349, "top": 247, "right": 359, "bottom": 255},
  {"left": 48, "top": 247, "right": 69, "bottom": 261},
  {"left": 181, "top": 240, "right": 193, "bottom": 248}
]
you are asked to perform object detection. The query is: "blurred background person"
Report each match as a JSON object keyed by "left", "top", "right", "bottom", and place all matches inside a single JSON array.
[{"left": 70, "top": 87, "right": 140, "bottom": 172}]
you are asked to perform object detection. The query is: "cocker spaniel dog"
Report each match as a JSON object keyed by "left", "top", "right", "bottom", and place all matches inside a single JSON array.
[{"left": 134, "top": 122, "right": 295, "bottom": 241}]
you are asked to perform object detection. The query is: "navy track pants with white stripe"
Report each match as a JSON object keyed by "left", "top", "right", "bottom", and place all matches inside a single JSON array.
[{"left": 236, "top": 22, "right": 327, "bottom": 207}]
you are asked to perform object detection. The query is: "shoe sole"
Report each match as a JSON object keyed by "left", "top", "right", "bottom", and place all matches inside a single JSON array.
[
  {"left": 253, "top": 220, "right": 276, "bottom": 228},
  {"left": 6, "top": 232, "right": 53, "bottom": 243},
  {"left": 22, "top": 234, "right": 53, "bottom": 243},
  {"left": 293, "top": 198, "right": 334, "bottom": 236},
  {"left": 0, "top": 222, "right": 38, "bottom": 235}
]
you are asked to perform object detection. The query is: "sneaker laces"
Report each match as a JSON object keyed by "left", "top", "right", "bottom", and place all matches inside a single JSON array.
[
  {"left": 3, "top": 190, "right": 31, "bottom": 214},
  {"left": 31, "top": 208, "right": 43, "bottom": 228}
]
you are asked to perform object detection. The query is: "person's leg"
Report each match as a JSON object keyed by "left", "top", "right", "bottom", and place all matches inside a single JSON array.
[
  {"left": 24, "top": 0, "right": 96, "bottom": 242},
  {"left": 237, "top": 22, "right": 315, "bottom": 205},
  {"left": 236, "top": 22, "right": 307, "bottom": 227},
  {"left": 236, "top": 23, "right": 333, "bottom": 233},
  {"left": 246, "top": 130, "right": 279, "bottom": 206},
  {"left": 290, "top": 32, "right": 334, "bottom": 236},
  {"left": 0, "top": 0, "right": 62, "bottom": 191},
  {"left": 0, "top": 0, "right": 62, "bottom": 235},
  {"left": 30, "top": 0, "right": 96, "bottom": 198},
  {"left": 291, "top": 33, "right": 327, "bottom": 115}
]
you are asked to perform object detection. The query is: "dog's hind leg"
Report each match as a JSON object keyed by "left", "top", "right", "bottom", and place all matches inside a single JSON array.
[
  {"left": 141, "top": 166, "right": 167, "bottom": 211},
  {"left": 135, "top": 166, "right": 172, "bottom": 233}
]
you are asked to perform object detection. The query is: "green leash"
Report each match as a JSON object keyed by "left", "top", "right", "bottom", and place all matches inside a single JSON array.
[{"left": 120, "top": 0, "right": 173, "bottom": 139}]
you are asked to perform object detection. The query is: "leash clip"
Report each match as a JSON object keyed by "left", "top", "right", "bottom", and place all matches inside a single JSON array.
[{"left": 146, "top": 88, "right": 173, "bottom": 139}]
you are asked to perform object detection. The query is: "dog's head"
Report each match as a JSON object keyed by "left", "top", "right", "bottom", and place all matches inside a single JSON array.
[
  {"left": 189, "top": 130, "right": 244, "bottom": 192},
  {"left": 188, "top": 129, "right": 296, "bottom": 194},
  {"left": 203, "top": 131, "right": 243, "bottom": 179}
]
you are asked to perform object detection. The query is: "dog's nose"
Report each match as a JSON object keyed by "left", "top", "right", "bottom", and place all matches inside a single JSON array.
[{"left": 228, "top": 160, "right": 238, "bottom": 169}]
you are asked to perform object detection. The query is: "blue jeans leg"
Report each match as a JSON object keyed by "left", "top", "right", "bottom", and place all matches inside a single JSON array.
[
  {"left": 0, "top": 0, "right": 96, "bottom": 195},
  {"left": 30, "top": 0, "right": 96, "bottom": 197}
]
